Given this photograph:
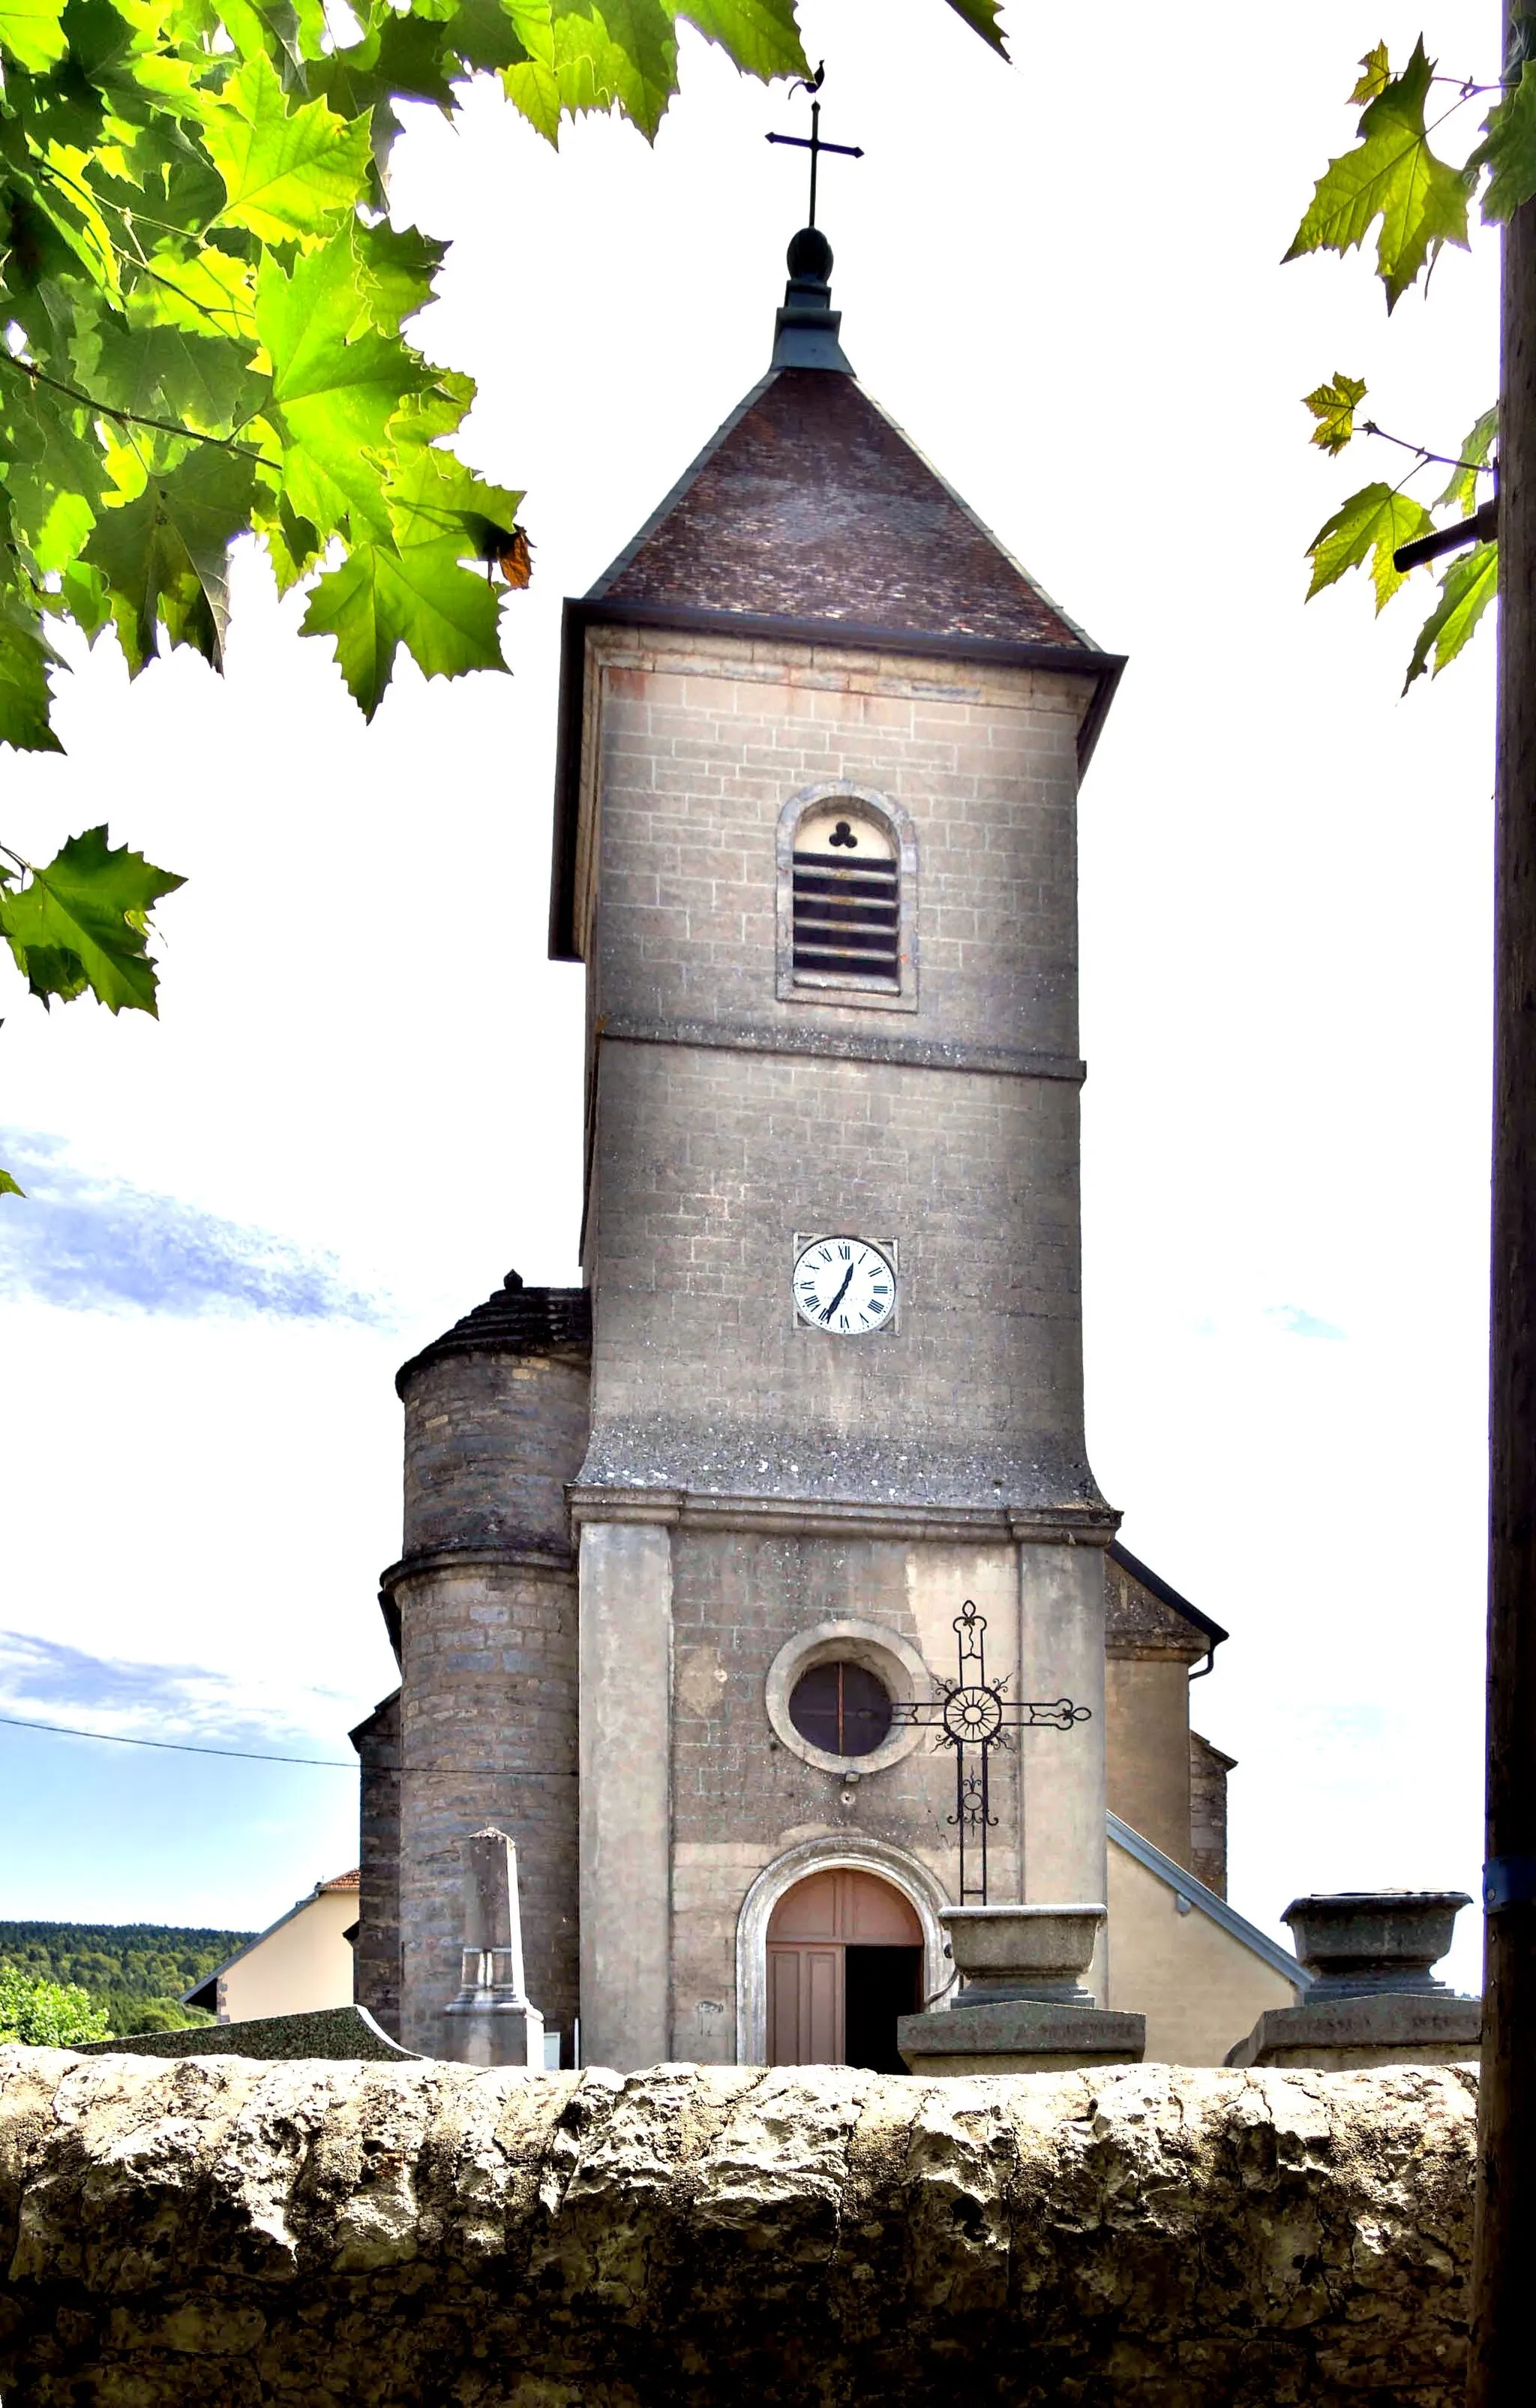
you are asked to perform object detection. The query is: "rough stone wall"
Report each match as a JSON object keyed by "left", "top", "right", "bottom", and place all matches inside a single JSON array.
[
  {"left": 350, "top": 1689, "right": 402, "bottom": 2037},
  {"left": 1190, "top": 1729, "right": 1235, "bottom": 1898},
  {"left": 0, "top": 2051, "right": 1476, "bottom": 2406}
]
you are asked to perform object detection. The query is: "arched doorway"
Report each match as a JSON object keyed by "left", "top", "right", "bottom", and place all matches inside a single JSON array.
[{"left": 766, "top": 1869, "right": 923, "bottom": 2073}]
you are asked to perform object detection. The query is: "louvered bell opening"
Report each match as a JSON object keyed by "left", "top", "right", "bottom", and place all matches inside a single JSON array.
[{"left": 792, "top": 854, "right": 899, "bottom": 987}]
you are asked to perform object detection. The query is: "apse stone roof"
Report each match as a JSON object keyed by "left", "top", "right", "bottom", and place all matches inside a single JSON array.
[
  {"left": 1107, "top": 1540, "right": 1228, "bottom": 1662},
  {"left": 394, "top": 1272, "right": 591, "bottom": 1396},
  {"left": 592, "top": 368, "right": 1088, "bottom": 648}
]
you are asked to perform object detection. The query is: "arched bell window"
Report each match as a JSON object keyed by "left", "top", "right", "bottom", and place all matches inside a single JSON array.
[
  {"left": 792, "top": 808, "right": 898, "bottom": 986},
  {"left": 776, "top": 783, "right": 918, "bottom": 1011}
]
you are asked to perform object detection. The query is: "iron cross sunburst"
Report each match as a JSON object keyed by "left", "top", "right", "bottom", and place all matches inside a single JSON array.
[{"left": 890, "top": 1599, "right": 1090, "bottom": 1905}]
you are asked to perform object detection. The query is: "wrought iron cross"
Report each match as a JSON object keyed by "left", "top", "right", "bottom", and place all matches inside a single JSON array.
[
  {"left": 765, "top": 65, "right": 863, "bottom": 228},
  {"left": 891, "top": 1600, "right": 1090, "bottom": 1906}
]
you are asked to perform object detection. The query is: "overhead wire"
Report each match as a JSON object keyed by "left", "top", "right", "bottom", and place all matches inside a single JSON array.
[{"left": 0, "top": 1713, "right": 577, "bottom": 1775}]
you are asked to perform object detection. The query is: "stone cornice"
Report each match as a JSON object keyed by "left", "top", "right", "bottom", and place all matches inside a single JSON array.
[
  {"left": 567, "top": 1485, "right": 1118, "bottom": 1548},
  {"left": 1106, "top": 1638, "right": 1213, "bottom": 1665},
  {"left": 380, "top": 1542, "right": 576, "bottom": 1595},
  {"left": 596, "top": 1012, "right": 1084, "bottom": 1085}
]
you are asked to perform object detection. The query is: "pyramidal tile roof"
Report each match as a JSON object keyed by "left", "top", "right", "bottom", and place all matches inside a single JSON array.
[
  {"left": 550, "top": 231, "right": 1124, "bottom": 959},
  {"left": 591, "top": 367, "right": 1090, "bottom": 650}
]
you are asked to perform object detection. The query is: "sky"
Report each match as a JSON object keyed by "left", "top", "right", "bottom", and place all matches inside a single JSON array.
[{"left": 0, "top": 1, "right": 1498, "bottom": 1992}]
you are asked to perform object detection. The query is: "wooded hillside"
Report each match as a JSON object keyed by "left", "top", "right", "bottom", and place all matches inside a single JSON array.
[{"left": 0, "top": 1921, "right": 254, "bottom": 2034}]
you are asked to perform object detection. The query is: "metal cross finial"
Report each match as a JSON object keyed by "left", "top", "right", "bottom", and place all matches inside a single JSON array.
[
  {"left": 765, "top": 63, "right": 864, "bottom": 230},
  {"left": 890, "top": 1600, "right": 1092, "bottom": 1905}
]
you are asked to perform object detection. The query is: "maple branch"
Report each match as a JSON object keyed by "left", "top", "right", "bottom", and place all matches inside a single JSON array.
[
  {"left": 0, "top": 355, "right": 262, "bottom": 461},
  {"left": 1364, "top": 419, "right": 1498, "bottom": 475}
]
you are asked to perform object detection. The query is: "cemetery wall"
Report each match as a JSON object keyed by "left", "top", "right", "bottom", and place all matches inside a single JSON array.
[{"left": 0, "top": 2049, "right": 1475, "bottom": 2406}]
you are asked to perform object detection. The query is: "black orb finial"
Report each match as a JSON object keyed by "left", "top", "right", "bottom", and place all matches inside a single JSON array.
[
  {"left": 787, "top": 224, "right": 832, "bottom": 285},
  {"left": 502, "top": 1269, "right": 524, "bottom": 1292}
]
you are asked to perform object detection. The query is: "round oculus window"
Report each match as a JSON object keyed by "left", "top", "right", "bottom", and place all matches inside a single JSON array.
[{"left": 788, "top": 1660, "right": 893, "bottom": 1759}]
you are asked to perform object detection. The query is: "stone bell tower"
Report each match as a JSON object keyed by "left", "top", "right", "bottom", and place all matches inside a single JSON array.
[{"left": 549, "top": 221, "right": 1127, "bottom": 2070}]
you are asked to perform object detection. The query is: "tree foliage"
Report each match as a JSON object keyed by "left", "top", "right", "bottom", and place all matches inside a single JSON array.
[
  {"left": 1287, "top": 25, "right": 1529, "bottom": 686},
  {"left": 0, "top": 0, "right": 1004, "bottom": 1196},
  {"left": 0, "top": 1961, "right": 112, "bottom": 2044}
]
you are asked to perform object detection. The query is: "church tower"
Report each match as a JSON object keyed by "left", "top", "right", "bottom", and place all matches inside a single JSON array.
[
  {"left": 358, "top": 215, "right": 1296, "bottom": 2077},
  {"left": 552, "top": 222, "right": 1124, "bottom": 2070}
]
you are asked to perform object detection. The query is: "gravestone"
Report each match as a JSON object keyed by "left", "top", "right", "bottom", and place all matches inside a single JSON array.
[{"left": 441, "top": 1826, "right": 546, "bottom": 2069}]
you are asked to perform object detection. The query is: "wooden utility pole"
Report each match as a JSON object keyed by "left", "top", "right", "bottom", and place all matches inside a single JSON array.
[{"left": 1470, "top": 13, "right": 1536, "bottom": 2401}]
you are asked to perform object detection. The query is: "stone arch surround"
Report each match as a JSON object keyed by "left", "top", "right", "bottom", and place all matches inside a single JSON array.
[{"left": 735, "top": 1833, "right": 951, "bottom": 2064}]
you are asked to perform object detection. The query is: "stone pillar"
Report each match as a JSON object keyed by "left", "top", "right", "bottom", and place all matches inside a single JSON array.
[
  {"left": 1018, "top": 1540, "right": 1108, "bottom": 1991},
  {"left": 1227, "top": 1890, "right": 1480, "bottom": 2068},
  {"left": 442, "top": 1827, "right": 545, "bottom": 2069},
  {"left": 898, "top": 1904, "right": 1144, "bottom": 2073},
  {"left": 578, "top": 1518, "right": 672, "bottom": 2070}
]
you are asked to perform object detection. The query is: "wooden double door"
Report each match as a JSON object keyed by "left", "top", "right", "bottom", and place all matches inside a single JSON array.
[{"left": 766, "top": 1870, "right": 923, "bottom": 2073}]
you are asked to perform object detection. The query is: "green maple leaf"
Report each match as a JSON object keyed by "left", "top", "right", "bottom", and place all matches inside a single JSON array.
[
  {"left": 0, "top": 824, "right": 184, "bottom": 1013},
  {"left": 938, "top": 0, "right": 1007, "bottom": 56},
  {"left": 302, "top": 445, "right": 513, "bottom": 716},
  {"left": 1302, "top": 370, "right": 1367, "bottom": 456},
  {"left": 1, "top": 374, "right": 109, "bottom": 574},
  {"left": 0, "top": 0, "right": 68, "bottom": 73},
  {"left": 0, "top": 596, "right": 66, "bottom": 753},
  {"left": 1435, "top": 404, "right": 1498, "bottom": 515},
  {"left": 255, "top": 231, "right": 428, "bottom": 541},
  {"left": 1306, "top": 481, "right": 1434, "bottom": 612},
  {"left": 130, "top": 243, "right": 260, "bottom": 347},
  {"left": 386, "top": 422, "right": 522, "bottom": 550},
  {"left": 352, "top": 221, "right": 446, "bottom": 339},
  {"left": 84, "top": 443, "right": 257, "bottom": 671},
  {"left": 92, "top": 320, "right": 257, "bottom": 445},
  {"left": 500, "top": 56, "right": 562, "bottom": 142},
  {"left": 580, "top": 0, "right": 678, "bottom": 140},
  {"left": 453, "top": 0, "right": 541, "bottom": 78},
  {"left": 496, "top": 1, "right": 677, "bottom": 143},
  {"left": 1404, "top": 540, "right": 1498, "bottom": 689},
  {"left": 1472, "top": 60, "right": 1536, "bottom": 224},
  {"left": 1349, "top": 43, "right": 1392, "bottom": 105},
  {"left": 674, "top": 1, "right": 806, "bottom": 79},
  {"left": 1285, "top": 37, "right": 1474, "bottom": 309},
  {"left": 200, "top": 53, "right": 371, "bottom": 243},
  {"left": 314, "top": 5, "right": 460, "bottom": 135},
  {"left": 220, "top": 0, "right": 328, "bottom": 71}
]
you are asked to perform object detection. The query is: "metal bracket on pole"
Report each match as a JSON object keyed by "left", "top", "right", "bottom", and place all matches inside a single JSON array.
[{"left": 1484, "top": 1856, "right": 1536, "bottom": 1912}]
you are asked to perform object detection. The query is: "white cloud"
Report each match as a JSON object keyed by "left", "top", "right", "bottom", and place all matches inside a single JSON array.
[{"left": 0, "top": 1133, "right": 392, "bottom": 1323}]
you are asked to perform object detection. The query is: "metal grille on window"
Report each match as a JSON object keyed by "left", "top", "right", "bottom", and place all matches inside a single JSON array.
[{"left": 791, "top": 808, "right": 898, "bottom": 989}]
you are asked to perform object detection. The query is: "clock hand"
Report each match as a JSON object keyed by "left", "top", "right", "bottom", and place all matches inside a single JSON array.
[{"left": 821, "top": 1263, "right": 856, "bottom": 1322}]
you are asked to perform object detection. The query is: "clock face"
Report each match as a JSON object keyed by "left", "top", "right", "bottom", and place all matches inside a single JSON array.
[{"left": 794, "top": 1237, "right": 897, "bottom": 1335}]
